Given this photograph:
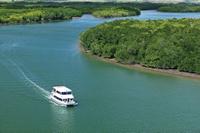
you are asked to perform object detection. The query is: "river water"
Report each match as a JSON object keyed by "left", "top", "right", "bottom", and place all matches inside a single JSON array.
[{"left": 1, "top": 10, "right": 200, "bottom": 132}]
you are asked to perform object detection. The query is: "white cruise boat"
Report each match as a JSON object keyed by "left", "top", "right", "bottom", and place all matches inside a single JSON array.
[{"left": 49, "top": 86, "right": 78, "bottom": 107}]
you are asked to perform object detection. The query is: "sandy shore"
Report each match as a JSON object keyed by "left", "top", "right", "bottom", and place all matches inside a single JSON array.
[{"left": 79, "top": 44, "right": 200, "bottom": 80}]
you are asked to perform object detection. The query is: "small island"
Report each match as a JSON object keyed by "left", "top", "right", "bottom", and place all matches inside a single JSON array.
[
  {"left": 80, "top": 19, "right": 200, "bottom": 76},
  {"left": 92, "top": 7, "right": 140, "bottom": 18}
]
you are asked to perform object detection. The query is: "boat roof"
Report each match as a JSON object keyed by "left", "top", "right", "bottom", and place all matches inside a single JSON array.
[
  {"left": 53, "top": 86, "right": 72, "bottom": 92},
  {"left": 63, "top": 94, "right": 74, "bottom": 99}
]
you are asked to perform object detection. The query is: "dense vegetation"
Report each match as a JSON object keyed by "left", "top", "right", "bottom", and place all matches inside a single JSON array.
[
  {"left": 0, "top": 8, "right": 82, "bottom": 24},
  {"left": 0, "top": 2, "right": 164, "bottom": 11},
  {"left": 80, "top": 19, "right": 200, "bottom": 74},
  {"left": 0, "top": 2, "right": 146, "bottom": 24},
  {"left": 158, "top": 4, "right": 200, "bottom": 12},
  {"left": 92, "top": 7, "right": 140, "bottom": 18},
  {"left": 1, "top": 2, "right": 200, "bottom": 24}
]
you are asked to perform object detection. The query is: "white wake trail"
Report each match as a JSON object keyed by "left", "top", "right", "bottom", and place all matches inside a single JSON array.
[
  {"left": 0, "top": 43, "right": 50, "bottom": 99},
  {"left": 0, "top": 55, "right": 50, "bottom": 98},
  {"left": 11, "top": 60, "right": 50, "bottom": 97}
]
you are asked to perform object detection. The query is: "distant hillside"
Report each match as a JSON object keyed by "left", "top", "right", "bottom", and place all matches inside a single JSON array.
[{"left": 0, "top": 0, "right": 200, "bottom": 3}]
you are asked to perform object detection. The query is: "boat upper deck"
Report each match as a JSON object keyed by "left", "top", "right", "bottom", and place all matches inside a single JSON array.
[{"left": 53, "top": 86, "right": 72, "bottom": 93}]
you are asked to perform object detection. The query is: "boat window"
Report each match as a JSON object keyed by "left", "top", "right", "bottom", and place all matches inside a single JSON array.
[
  {"left": 54, "top": 96, "right": 62, "bottom": 101},
  {"left": 63, "top": 99, "right": 69, "bottom": 102},
  {"left": 61, "top": 92, "right": 71, "bottom": 95},
  {"left": 62, "top": 92, "right": 67, "bottom": 95},
  {"left": 55, "top": 90, "right": 71, "bottom": 95},
  {"left": 56, "top": 91, "right": 61, "bottom": 94}
]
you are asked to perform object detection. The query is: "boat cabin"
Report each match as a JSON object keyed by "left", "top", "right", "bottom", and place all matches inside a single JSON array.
[
  {"left": 52, "top": 86, "right": 72, "bottom": 95},
  {"left": 50, "top": 86, "right": 77, "bottom": 106}
]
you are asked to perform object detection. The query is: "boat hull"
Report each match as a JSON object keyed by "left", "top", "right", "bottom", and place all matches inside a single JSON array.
[{"left": 49, "top": 95, "right": 78, "bottom": 107}]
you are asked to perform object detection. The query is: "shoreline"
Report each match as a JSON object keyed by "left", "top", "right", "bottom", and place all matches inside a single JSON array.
[
  {"left": 0, "top": 17, "right": 81, "bottom": 27},
  {"left": 79, "top": 44, "right": 200, "bottom": 80}
]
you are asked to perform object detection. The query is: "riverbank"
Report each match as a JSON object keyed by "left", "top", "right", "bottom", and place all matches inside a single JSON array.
[
  {"left": 0, "top": 8, "right": 82, "bottom": 25},
  {"left": 80, "top": 45, "right": 200, "bottom": 80},
  {"left": 0, "top": 2, "right": 145, "bottom": 25},
  {"left": 80, "top": 19, "right": 200, "bottom": 75},
  {"left": 0, "top": 7, "right": 141, "bottom": 25},
  {"left": 2, "top": 10, "right": 200, "bottom": 133}
]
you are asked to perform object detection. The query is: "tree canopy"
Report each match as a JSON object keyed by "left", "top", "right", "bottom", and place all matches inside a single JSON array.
[
  {"left": 158, "top": 4, "right": 200, "bottom": 12},
  {"left": 0, "top": 8, "right": 82, "bottom": 24},
  {"left": 80, "top": 19, "right": 200, "bottom": 74},
  {"left": 0, "top": 2, "right": 142, "bottom": 24},
  {"left": 92, "top": 7, "right": 140, "bottom": 18}
]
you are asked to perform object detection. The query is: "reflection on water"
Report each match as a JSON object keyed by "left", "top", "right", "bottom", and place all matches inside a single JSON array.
[{"left": 50, "top": 103, "right": 75, "bottom": 132}]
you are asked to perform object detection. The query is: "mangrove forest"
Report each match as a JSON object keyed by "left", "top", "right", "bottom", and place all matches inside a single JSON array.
[
  {"left": 80, "top": 19, "right": 200, "bottom": 74},
  {"left": 158, "top": 4, "right": 200, "bottom": 12},
  {"left": 1, "top": 2, "right": 200, "bottom": 24},
  {"left": 92, "top": 7, "right": 140, "bottom": 18},
  {"left": 0, "top": 2, "right": 143, "bottom": 24},
  {"left": 0, "top": 8, "right": 82, "bottom": 24}
]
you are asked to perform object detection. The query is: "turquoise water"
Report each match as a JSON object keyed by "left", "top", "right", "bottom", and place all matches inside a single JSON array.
[{"left": 1, "top": 10, "right": 200, "bottom": 132}]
